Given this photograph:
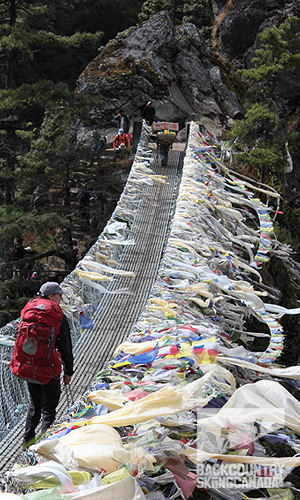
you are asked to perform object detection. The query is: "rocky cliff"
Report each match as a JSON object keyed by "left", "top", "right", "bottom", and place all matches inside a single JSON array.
[
  {"left": 76, "top": 1, "right": 299, "bottom": 139},
  {"left": 76, "top": 11, "right": 245, "bottom": 137},
  {"left": 212, "top": 0, "right": 299, "bottom": 67}
]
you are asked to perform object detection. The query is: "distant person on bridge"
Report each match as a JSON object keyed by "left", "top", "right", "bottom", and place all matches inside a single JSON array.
[
  {"left": 156, "top": 128, "right": 177, "bottom": 167},
  {"left": 10, "top": 281, "right": 74, "bottom": 448},
  {"left": 159, "top": 143, "right": 170, "bottom": 167},
  {"left": 114, "top": 110, "right": 130, "bottom": 134},
  {"left": 142, "top": 101, "right": 156, "bottom": 126}
]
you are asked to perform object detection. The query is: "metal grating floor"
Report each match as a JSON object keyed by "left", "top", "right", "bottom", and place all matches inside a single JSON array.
[
  {"left": 0, "top": 147, "right": 184, "bottom": 472},
  {"left": 62, "top": 149, "right": 183, "bottom": 401}
]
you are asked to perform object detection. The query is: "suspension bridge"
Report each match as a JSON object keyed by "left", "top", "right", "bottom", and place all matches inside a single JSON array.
[{"left": 0, "top": 122, "right": 298, "bottom": 497}]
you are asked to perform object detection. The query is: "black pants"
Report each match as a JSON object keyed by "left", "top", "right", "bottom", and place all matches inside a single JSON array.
[
  {"left": 24, "top": 377, "right": 61, "bottom": 445},
  {"left": 159, "top": 144, "right": 170, "bottom": 166}
]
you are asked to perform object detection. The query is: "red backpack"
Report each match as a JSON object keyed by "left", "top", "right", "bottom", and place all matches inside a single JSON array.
[{"left": 10, "top": 298, "right": 63, "bottom": 384}]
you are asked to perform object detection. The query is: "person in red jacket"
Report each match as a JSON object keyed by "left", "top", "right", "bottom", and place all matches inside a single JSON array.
[
  {"left": 22, "top": 281, "right": 74, "bottom": 448},
  {"left": 113, "top": 128, "right": 129, "bottom": 154}
]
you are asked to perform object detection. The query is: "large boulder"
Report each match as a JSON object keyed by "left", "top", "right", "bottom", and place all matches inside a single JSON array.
[{"left": 76, "top": 11, "right": 244, "bottom": 137}]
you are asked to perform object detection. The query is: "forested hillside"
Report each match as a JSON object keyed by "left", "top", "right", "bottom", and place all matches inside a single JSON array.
[
  {"left": 0, "top": 0, "right": 141, "bottom": 322},
  {"left": 0, "top": 0, "right": 299, "bottom": 366}
]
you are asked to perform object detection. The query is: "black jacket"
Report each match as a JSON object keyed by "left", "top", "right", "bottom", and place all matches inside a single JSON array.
[
  {"left": 11, "top": 244, "right": 34, "bottom": 260},
  {"left": 142, "top": 106, "right": 156, "bottom": 125},
  {"left": 56, "top": 314, "right": 74, "bottom": 376}
]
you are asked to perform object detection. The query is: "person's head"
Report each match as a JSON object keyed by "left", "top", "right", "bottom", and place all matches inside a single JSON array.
[
  {"left": 16, "top": 237, "right": 24, "bottom": 244},
  {"left": 39, "top": 281, "right": 68, "bottom": 304},
  {"left": 118, "top": 128, "right": 124, "bottom": 135},
  {"left": 146, "top": 101, "right": 152, "bottom": 107},
  {"left": 119, "top": 110, "right": 124, "bottom": 115}
]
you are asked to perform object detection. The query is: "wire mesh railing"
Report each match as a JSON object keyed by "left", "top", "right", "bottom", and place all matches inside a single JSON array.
[{"left": 0, "top": 121, "right": 157, "bottom": 439}]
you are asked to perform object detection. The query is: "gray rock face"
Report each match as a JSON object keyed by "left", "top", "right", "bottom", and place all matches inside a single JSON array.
[
  {"left": 210, "top": 67, "right": 244, "bottom": 119},
  {"left": 213, "top": 0, "right": 299, "bottom": 66},
  {"left": 212, "top": 0, "right": 300, "bottom": 116},
  {"left": 76, "top": 11, "right": 244, "bottom": 136}
]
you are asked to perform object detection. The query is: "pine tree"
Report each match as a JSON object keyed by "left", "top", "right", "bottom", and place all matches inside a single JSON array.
[
  {"left": 242, "top": 17, "right": 300, "bottom": 96},
  {"left": 138, "top": 0, "right": 174, "bottom": 23},
  {"left": 0, "top": 0, "right": 103, "bottom": 204},
  {"left": 138, "top": 0, "right": 213, "bottom": 31},
  {"left": 18, "top": 101, "right": 97, "bottom": 269},
  {"left": 182, "top": 0, "right": 212, "bottom": 34},
  {"left": 0, "top": 1, "right": 104, "bottom": 325},
  {"left": 230, "top": 16, "right": 300, "bottom": 186}
]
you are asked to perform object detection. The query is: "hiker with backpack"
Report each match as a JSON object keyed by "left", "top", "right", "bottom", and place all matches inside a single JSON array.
[
  {"left": 153, "top": 123, "right": 179, "bottom": 167},
  {"left": 113, "top": 128, "right": 130, "bottom": 155},
  {"left": 10, "top": 237, "right": 35, "bottom": 261},
  {"left": 10, "top": 281, "right": 74, "bottom": 448},
  {"left": 92, "top": 132, "right": 107, "bottom": 152},
  {"left": 10, "top": 237, "right": 36, "bottom": 279}
]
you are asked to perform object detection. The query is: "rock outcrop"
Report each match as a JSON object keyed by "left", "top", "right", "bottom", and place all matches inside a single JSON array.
[
  {"left": 211, "top": 0, "right": 300, "bottom": 121},
  {"left": 212, "top": 0, "right": 300, "bottom": 67},
  {"left": 76, "top": 11, "right": 244, "bottom": 137}
]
